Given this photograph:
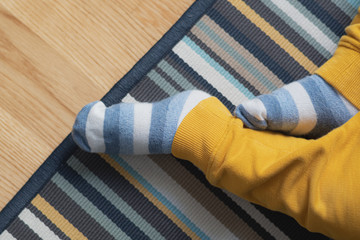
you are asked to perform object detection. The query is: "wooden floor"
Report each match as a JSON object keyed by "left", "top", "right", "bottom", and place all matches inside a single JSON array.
[{"left": 0, "top": 0, "right": 194, "bottom": 211}]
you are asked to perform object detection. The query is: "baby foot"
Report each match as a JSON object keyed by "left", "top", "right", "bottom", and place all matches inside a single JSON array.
[
  {"left": 235, "top": 75, "right": 358, "bottom": 138},
  {"left": 72, "top": 90, "right": 211, "bottom": 154}
]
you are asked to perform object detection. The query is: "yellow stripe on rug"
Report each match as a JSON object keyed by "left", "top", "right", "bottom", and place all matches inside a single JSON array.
[
  {"left": 229, "top": 0, "right": 318, "bottom": 73},
  {"left": 100, "top": 153, "right": 202, "bottom": 240},
  {"left": 31, "top": 195, "right": 87, "bottom": 240}
]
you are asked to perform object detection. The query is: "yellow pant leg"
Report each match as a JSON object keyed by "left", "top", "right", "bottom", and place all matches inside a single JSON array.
[
  {"left": 316, "top": 8, "right": 360, "bottom": 109},
  {"left": 173, "top": 97, "right": 360, "bottom": 239}
]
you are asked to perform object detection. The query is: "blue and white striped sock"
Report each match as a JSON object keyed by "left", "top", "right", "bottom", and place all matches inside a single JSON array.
[
  {"left": 235, "top": 75, "right": 359, "bottom": 138},
  {"left": 72, "top": 90, "right": 211, "bottom": 155}
]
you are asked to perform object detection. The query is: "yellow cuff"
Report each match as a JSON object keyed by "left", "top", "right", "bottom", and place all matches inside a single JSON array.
[
  {"left": 316, "top": 47, "right": 360, "bottom": 109},
  {"left": 171, "top": 97, "right": 233, "bottom": 174}
]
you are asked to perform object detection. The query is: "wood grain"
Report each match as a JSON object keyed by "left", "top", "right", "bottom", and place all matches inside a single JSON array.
[{"left": 0, "top": 0, "right": 194, "bottom": 211}]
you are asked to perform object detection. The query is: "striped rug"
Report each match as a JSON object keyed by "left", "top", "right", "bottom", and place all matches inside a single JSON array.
[{"left": 1, "top": 0, "right": 359, "bottom": 239}]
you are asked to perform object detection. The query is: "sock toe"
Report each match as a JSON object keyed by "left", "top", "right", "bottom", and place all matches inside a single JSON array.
[
  {"left": 235, "top": 98, "right": 268, "bottom": 130},
  {"left": 235, "top": 104, "right": 268, "bottom": 130},
  {"left": 72, "top": 101, "right": 106, "bottom": 153},
  {"left": 72, "top": 101, "right": 97, "bottom": 152}
]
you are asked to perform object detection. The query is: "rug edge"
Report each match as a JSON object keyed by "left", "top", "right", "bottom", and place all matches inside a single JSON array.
[{"left": 0, "top": 0, "right": 216, "bottom": 233}]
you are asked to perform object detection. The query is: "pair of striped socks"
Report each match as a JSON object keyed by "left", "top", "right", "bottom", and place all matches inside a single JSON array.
[{"left": 72, "top": 75, "right": 358, "bottom": 155}]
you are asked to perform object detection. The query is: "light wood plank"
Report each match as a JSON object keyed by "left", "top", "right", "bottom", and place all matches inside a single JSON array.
[
  {"left": 0, "top": 0, "right": 194, "bottom": 211},
  {"left": 2, "top": 0, "right": 194, "bottom": 92}
]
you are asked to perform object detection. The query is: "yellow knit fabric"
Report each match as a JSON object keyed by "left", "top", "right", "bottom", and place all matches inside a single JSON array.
[
  {"left": 316, "top": 8, "right": 360, "bottom": 109},
  {"left": 172, "top": 97, "right": 360, "bottom": 239},
  {"left": 172, "top": 10, "right": 360, "bottom": 239}
]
